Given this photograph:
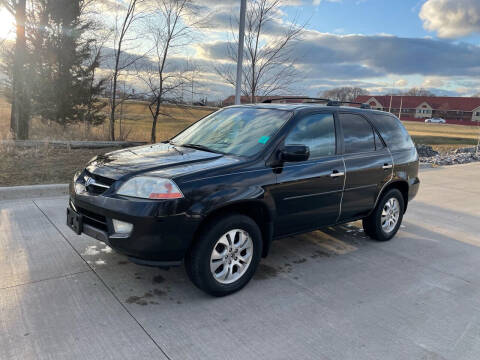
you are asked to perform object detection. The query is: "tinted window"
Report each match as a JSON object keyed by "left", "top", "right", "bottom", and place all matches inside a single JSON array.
[
  {"left": 285, "top": 113, "right": 336, "bottom": 158},
  {"left": 340, "top": 114, "right": 375, "bottom": 154},
  {"left": 370, "top": 114, "right": 415, "bottom": 151},
  {"left": 172, "top": 107, "right": 292, "bottom": 157},
  {"left": 374, "top": 131, "right": 385, "bottom": 150}
]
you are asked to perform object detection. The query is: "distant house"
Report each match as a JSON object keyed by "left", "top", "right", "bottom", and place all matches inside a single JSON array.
[
  {"left": 222, "top": 95, "right": 308, "bottom": 106},
  {"left": 355, "top": 95, "right": 480, "bottom": 122}
]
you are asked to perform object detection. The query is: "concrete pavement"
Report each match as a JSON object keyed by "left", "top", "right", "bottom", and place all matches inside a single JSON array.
[{"left": 1, "top": 163, "right": 479, "bottom": 359}]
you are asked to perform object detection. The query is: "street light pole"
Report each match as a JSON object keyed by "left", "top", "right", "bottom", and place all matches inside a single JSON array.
[{"left": 235, "top": 0, "right": 247, "bottom": 105}]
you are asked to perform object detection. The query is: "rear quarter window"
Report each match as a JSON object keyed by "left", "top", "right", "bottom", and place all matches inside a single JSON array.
[{"left": 370, "top": 114, "right": 414, "bottom": 151}]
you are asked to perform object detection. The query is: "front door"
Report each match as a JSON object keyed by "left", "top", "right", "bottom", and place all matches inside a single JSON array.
[{"left": 272, "top": 112, "right": 345, "bottom": 236}]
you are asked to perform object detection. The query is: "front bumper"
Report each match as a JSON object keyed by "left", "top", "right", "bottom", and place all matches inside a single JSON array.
[{"left": 68, "top": 189, "right": 201, "bottom": 265}]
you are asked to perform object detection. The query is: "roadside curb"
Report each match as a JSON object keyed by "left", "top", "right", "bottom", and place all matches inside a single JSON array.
[{"left": 0, "top": 184, "right": 69, "bottom": 201}]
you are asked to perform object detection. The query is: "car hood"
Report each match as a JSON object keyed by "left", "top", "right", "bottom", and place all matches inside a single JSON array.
[{"left": 86, "top": 143, "right": 226, "bottom": 180}]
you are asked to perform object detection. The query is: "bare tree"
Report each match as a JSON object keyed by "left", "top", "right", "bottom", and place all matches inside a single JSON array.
[
  {"left": 140, "top": 0, "right": 199, "bottom": 143},
  {"left": 321, "top": 87, "right": 369, "bottom": 102},
  {"left": 108, "top": 0, "right": 146, "bottom": 141},
  {"left": 1, "top": 0, "right": 29, "bottom": 139},
  {"left": 216, "top": 0, "right": 304, "bottom": 103},
  {"left": 403, "top": 87, "right": 436, "bottom": 97}
]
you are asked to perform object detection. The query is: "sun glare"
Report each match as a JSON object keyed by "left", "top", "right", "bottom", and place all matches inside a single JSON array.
[{"left": 0, "top": 8, "right": 15, "bottom": 40}]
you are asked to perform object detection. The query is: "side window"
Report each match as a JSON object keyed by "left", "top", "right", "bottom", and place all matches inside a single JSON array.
[
  {"left": 374, "top": 131, "right": 385, "bottom": 150},
  {"left": 370, "top": 114, "right": 415, "bottom": 151},
  {"left": 285, "top": 113, "right": 336, "bottom": 159},
  {"left": 340, "top": 113, "right": 375, "bottom": 154}
]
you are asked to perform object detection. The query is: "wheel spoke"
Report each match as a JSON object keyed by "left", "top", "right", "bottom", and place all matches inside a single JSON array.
[
  {"left": 210, "top": 228, "right": 254, "bottom": 285},
  {"left": 211, "top": 247, "right": 225, "bottom": 261},
  {"left": 238, "top": 250, "right": 252, "bottom": 263},
  {"left": 210, "top": 259, "right": 224, "bottom": 274}
]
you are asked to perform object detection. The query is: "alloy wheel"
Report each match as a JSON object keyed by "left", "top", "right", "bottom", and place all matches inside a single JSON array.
[
  {"left": 381, "top": 197, "right": 400, "bottom": 233},
  {"left": 210, "top": 229, "right": 253, "bottom": 284}
]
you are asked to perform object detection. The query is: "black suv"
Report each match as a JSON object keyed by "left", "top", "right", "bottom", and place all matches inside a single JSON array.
[{"left": 67, "top": 99, "right": 420, "bottom": 296}]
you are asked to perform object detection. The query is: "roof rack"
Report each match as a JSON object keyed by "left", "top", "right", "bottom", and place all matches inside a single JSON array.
[
  {"left": 262, "top": 97, "right": 331, "bottom": 104},
  {"left": 327, "top": 100, "right": 371, "bottom": 109},
  {"left": 262, "top": 97, "right": 371, "bottom": 109}
]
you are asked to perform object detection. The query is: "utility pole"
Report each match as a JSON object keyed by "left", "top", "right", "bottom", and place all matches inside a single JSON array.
[
  {"left": 398, "top": 96, "right": 403, "bottom": 120},
  {"left": 235, "top": 0, "right": 247, "bottom": 105}
]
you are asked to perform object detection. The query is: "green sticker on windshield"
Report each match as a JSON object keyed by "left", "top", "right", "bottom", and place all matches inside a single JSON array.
[{"left": 258, "top": 136, "right": 270, "bottom": 144}]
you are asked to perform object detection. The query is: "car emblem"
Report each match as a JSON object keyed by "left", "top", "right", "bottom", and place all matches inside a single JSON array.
[{"left": 85, "top": 176, "right": 95, "bottom": 187}]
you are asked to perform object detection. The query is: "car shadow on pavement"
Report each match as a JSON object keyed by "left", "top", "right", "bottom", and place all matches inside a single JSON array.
[{"left": 77, "top": 221, "right": 377, "bottom": 305}]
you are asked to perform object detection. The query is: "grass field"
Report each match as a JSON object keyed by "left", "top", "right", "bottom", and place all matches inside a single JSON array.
[
  {"left": 1, "top": 99, "right": 480, "bottom": 186},
  {"left": 0, "top": 98, "right": 215, "bottom": 142},
  {"left": 1, "top": 98, "right": 478, "bottom": 145},
  {"left": 403, "top": 121, "right": 480, "bottom": 147}
]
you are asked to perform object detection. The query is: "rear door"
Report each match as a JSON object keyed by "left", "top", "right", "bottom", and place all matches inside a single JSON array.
[
  {"left": 272, "top": 111, "right": 345, "bottom": 236},
  {"left": 338, "top": 112, "right": 393, "bottom": 221}
]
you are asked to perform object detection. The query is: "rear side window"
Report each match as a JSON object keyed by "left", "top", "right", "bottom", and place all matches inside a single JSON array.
[
  {"left": 370, "top": 114, "right": 415, "bottom": 151},
  {"left": 340, "top": 113, "right": 375, "bottom": 154},
  {"left": 285, "top": 113, "right": 336, "bottom": 158}
]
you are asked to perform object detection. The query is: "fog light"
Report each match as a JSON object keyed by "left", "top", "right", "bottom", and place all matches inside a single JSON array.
[{"left": 112, "top": 219, "right": 133, "bottom": 235}]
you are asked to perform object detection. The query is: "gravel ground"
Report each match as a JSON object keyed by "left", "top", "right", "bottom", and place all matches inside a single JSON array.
[{"left": 416, "top": 144, "right": 480, "bottom": 166}]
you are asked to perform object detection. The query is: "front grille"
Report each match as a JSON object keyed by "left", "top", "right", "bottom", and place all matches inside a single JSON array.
[
  {"left": 84, "top": 170, "right": 115, "bottom": 196},
  {"left": 77, "top": 206, "right": 108, "bottom": 232}
]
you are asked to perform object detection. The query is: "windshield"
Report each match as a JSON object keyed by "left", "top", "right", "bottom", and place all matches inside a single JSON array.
[{"left": 171, "top": 107, "right": 292, "bottom": 157}]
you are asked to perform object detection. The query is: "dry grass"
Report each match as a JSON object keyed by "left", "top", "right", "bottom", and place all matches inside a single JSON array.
[
  {"left": 0, "top": 97, "right": 215, "bottom": 142},
  {"left": 403, "top": 121, "right": 480, "bottom": 141},
  {"left": 0, "top": 146, "right": 119, "bottom": 186},
  {"left": 1, "top": 97, "right": 478, "bottom": 144},
  {"left": 2, "top": 98, "right": 480, "bottom": 186}
]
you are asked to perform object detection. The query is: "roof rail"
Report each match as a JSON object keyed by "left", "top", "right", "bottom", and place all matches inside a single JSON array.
[
  {"left": 262, "top": 97, "right": 331, "bottom": 104},
  {"left": 327, "top": 101, "right": 371, "bottom": 109},
  {"left": 261, "top": 97, "right": 371, "bottom": 109}
]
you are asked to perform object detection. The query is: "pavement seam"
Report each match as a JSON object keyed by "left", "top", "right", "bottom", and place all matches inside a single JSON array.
[
  {"left": 32, "top": 199, "right": 173, "bottom": 360},
  {"left": 0, "top": 269, "right": 92, "bottom": 291}
]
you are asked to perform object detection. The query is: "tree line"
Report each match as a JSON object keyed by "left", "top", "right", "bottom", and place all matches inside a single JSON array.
[
  {"left": 3, "top": 1, "right": 471, "bottom": 143},
  {"left": 1, "top": 0, "right": 308, "bottom": 142}
]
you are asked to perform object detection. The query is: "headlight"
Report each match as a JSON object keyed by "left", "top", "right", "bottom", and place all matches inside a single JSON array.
[{"left": 116, "top": 177, "right": 184, "bottom": 199}]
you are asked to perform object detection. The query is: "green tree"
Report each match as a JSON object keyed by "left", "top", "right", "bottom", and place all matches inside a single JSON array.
[{"left": 26, "top": 0, "right": 106, "bottom": 128}]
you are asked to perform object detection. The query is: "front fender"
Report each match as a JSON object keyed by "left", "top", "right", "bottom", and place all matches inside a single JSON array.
[{"left": 187, "top": 185, "right": 276, "bottom": 218}]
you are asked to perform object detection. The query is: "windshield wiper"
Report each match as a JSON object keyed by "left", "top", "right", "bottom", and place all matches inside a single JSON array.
[{"left": 180, "top": 143, "right": 224, "bottom": 154}]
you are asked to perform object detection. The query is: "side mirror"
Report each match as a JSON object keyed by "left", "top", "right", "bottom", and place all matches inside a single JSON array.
[{"left": 280, "top": 145, "right": 310, "bottom": 162}]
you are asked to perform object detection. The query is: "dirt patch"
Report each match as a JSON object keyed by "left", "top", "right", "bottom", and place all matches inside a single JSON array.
[
  {"left": 153, "top": 275, "right": 165, "bottom": 284},
  {"left": 293, "top": 258, "right": 307, "bottom": 264},
  {"left": 0, "top": 146, "right": 118, "bottom": 186},
  {"left": 126, "top": 291, "right": 160, "bottom": 306},
  {"left": 310, "top": 249, "right": 332, "bottom": 259},
  {"left": 254, "top": 263, "right": 279, "bottom": 280}
]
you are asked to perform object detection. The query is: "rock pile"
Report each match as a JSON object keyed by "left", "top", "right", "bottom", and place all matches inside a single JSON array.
[
  {"left": 417, "top": 144, "right": 480, "bottom": 166},
  {"left": 415, "top": 144, "right": 438, "bottom": 157}
]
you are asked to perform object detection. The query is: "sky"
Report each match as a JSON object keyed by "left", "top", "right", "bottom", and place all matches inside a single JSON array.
[
  {"left": 190, "top": 0, "right": 480, "bottom": 99},
  {"left": 1, "top": 0, "right": 480, "bottom": 100}
]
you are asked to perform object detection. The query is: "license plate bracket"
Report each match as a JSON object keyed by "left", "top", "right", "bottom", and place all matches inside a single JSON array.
[{"left": 67, "top": 208, "right": 83, "bottom": 235}]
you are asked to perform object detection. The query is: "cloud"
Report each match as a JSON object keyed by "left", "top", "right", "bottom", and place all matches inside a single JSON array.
[
  {"left": 201, "top": 32, "right": 480, "bottom": 78},
  {"left": 420, "top": 0, "right": 480, "bottom": 38},
  {"left": 422, "top": 77, "right": 445, "bottom": 88},
  {"left": 313, "top": 0, "right": 342, "bottom": 5}
]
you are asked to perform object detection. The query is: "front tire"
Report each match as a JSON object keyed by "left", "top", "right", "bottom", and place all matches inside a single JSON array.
[
  {"left": 185, "top": 214, "right": 262, "bottom": 297},
  {"left": 363, "top": 189, "right": 404, "bottom": 241}
]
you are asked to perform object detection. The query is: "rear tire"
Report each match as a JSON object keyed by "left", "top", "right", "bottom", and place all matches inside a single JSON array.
[
  {"left": 185, "top": 214, "right": 262, "bottom": 297},
  {"left": 363, "top": 188, "right": 405, "bottom": 241}
]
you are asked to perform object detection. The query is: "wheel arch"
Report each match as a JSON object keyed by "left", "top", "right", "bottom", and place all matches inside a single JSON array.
[
  {"left": 191, "top": 200, "right": 274, "bottom": 258},
  {"left": 373, "top": 180, "right": 409, "bottom": 214}
]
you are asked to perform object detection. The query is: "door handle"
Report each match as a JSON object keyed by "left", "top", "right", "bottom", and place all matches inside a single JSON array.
[
  {"left": 382, "top": 164, "right": 393, "bottom": 169},
  {"left": 330, "top": 170, "right": 345, "bottom": 178}
]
